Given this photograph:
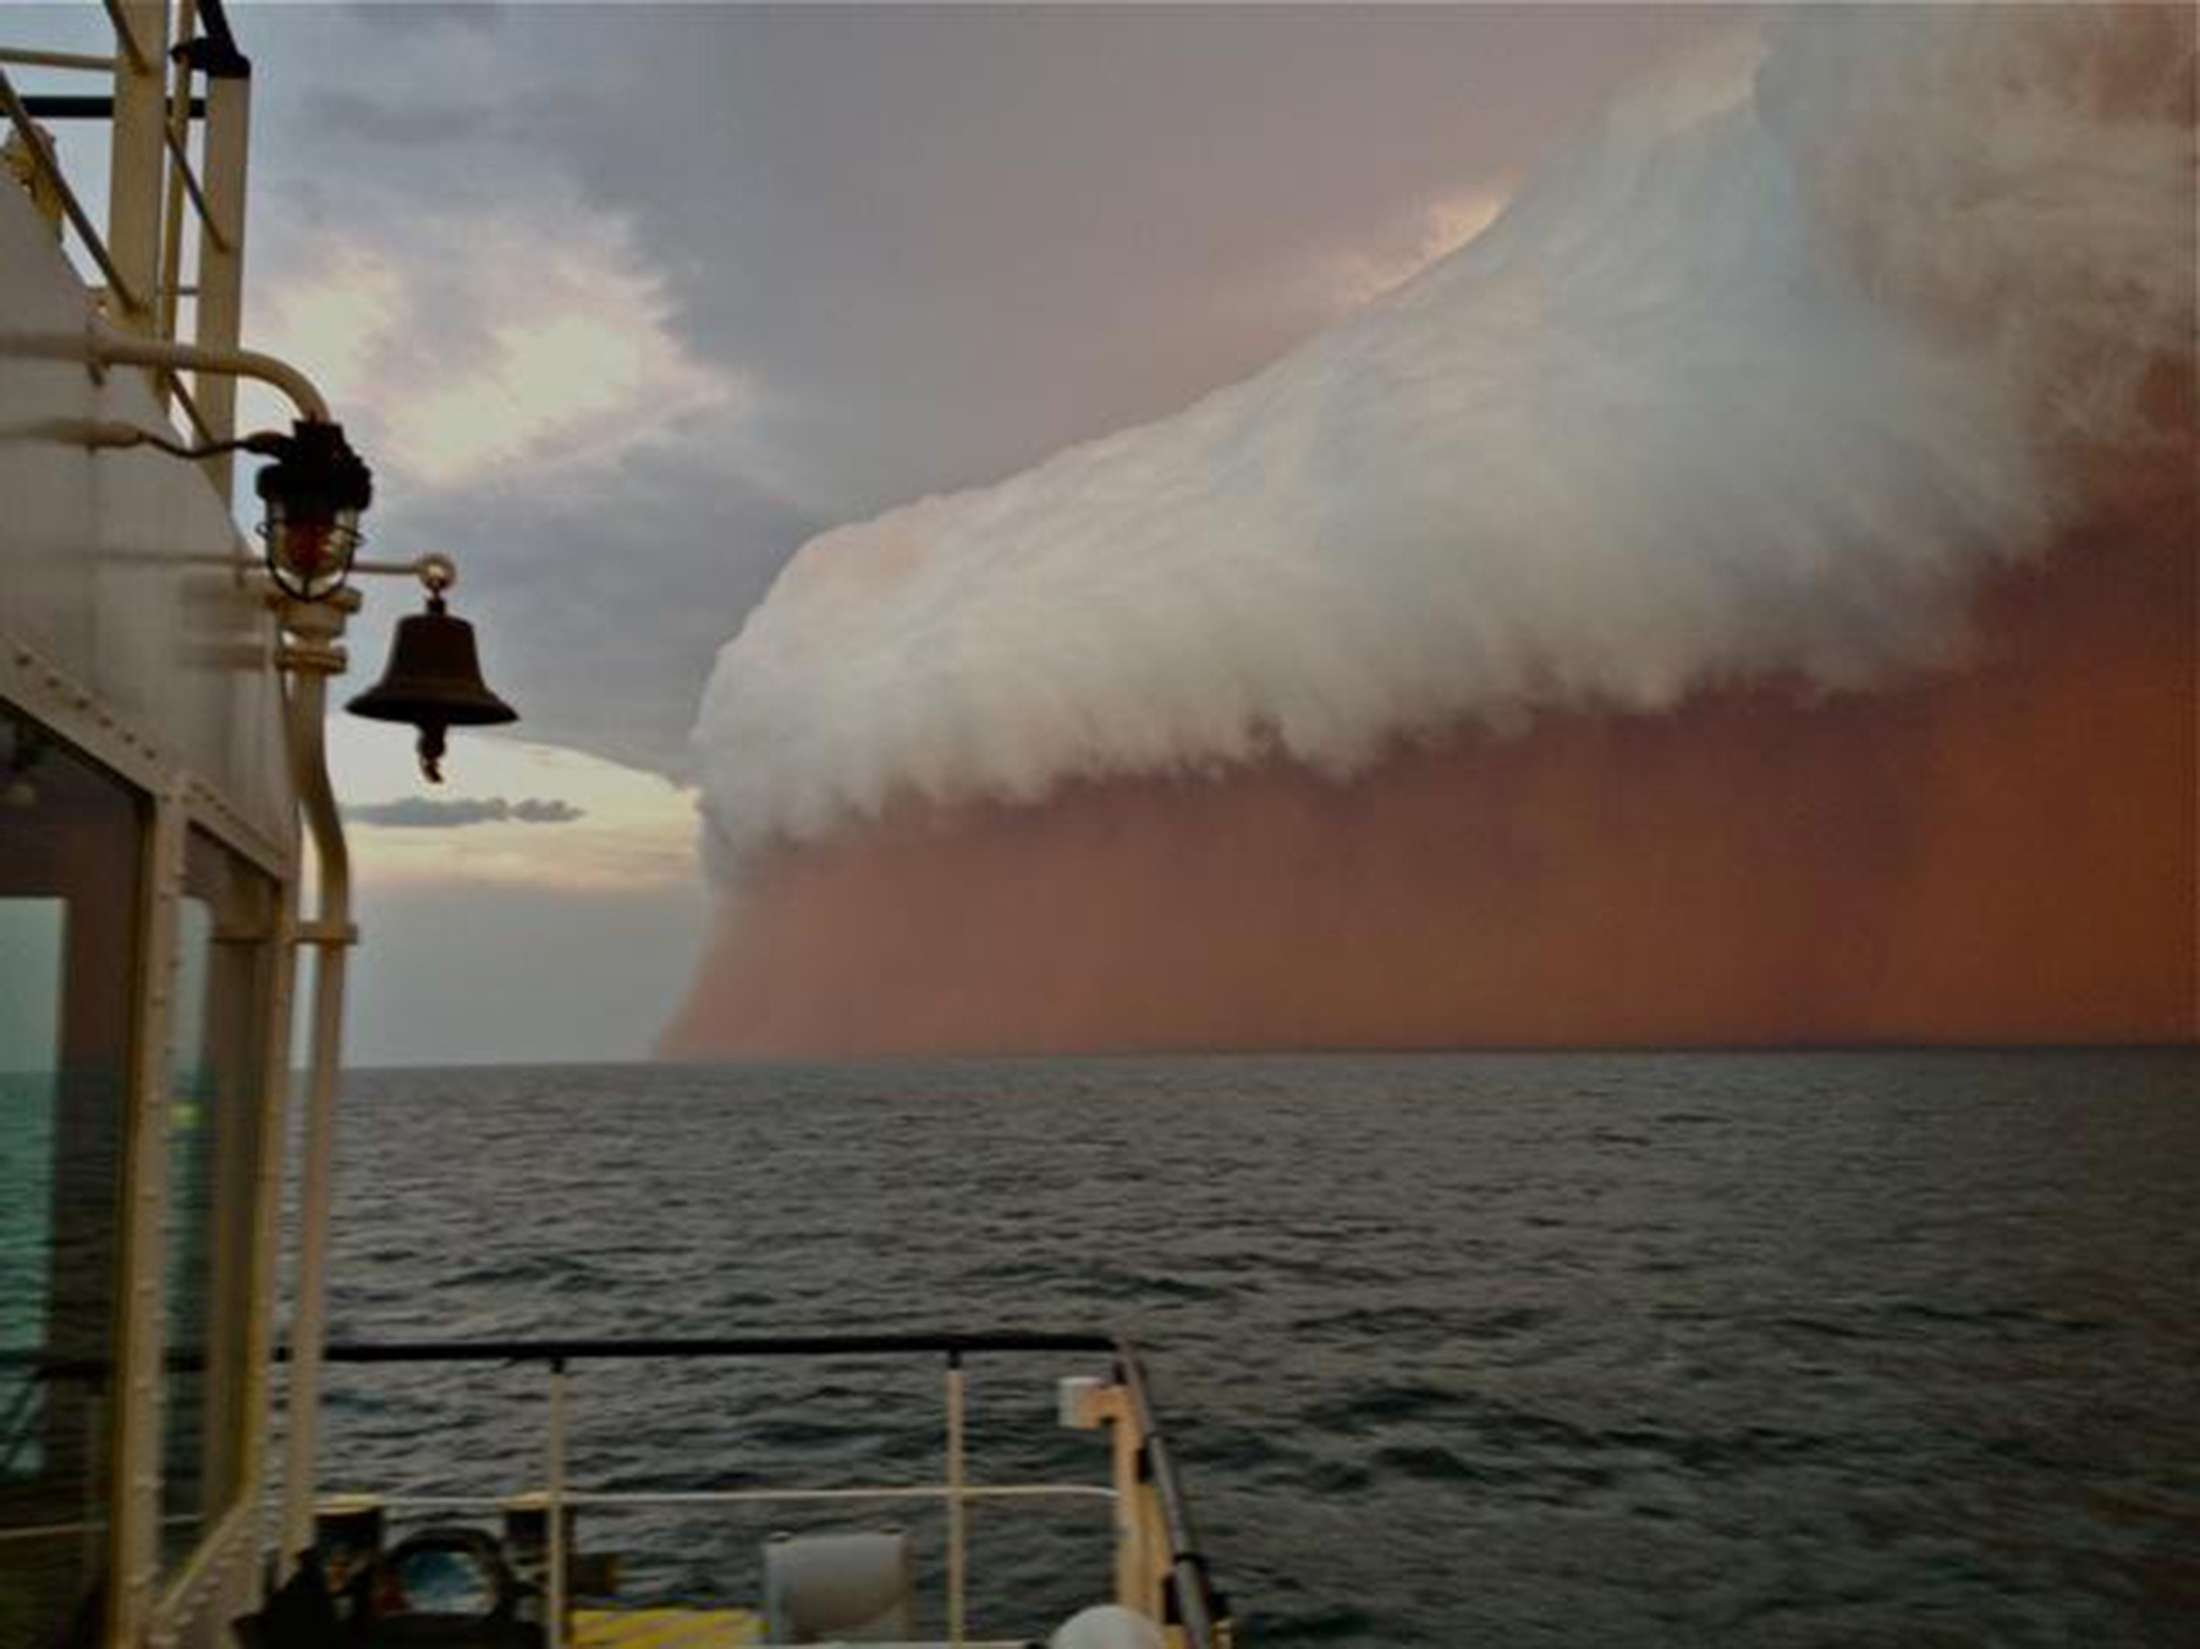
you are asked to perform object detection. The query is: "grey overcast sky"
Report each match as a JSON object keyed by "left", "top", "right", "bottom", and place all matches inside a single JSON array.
[{"left": 35, "top": 4, "right": 1741, "bottom": 1062}]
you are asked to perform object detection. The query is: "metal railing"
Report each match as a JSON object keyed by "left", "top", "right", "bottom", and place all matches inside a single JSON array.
[
  {"left": 282, "top": 1330, "right": 1234, "bottom": 1649},
  {"left": 0, "top": 0, "right": 252, "bottom": 495}
]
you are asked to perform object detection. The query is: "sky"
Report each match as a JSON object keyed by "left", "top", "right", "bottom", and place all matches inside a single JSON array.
[
  {"left": 7, "top": 5, "right": 2187, "bottom": 1061},
  {"left": 74, "top": 0, "right": 1733, "bottom": 1064}
]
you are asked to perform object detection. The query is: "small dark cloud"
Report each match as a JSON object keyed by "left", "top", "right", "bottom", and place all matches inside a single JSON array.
[
  {"left": 347, "top": 796, "right": 585, "bottom": 829},
  {"left": 508, "top": 798, "right": 583, "bottom": 824}
]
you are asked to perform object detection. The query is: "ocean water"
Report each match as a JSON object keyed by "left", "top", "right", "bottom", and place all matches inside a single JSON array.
[{"left": 312, "top": 1052, "right": 2200, "bottom": 1646}]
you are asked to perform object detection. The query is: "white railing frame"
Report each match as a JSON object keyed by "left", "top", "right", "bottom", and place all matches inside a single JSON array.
[
  {"left": 945, "top": 1355, "right": 970, "bottom": 1648},
  {"left": 318, "top": 1358, "right": 1127, "bottom": 1644},
  {"left": 0, "top": 0, "right": 252, "bottom": 490}
]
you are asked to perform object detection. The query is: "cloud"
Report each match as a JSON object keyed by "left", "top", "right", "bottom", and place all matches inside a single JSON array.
[
  {"left": 229, "top": 4, "right": 1740, "bottom": 784},
  {"left": 690, "top": 7, "right": 2194, "bottom": 877},
  {"left": 242, "top": 176, "right": 807, "bottom": 778},
  {"left": 249, "top": 204, "right": 742, "bottom": 495},
  {"left": 1304, "top": 188, "right": 1515, "bottom": 312},
  {"left": 347, "top": 796, "right": 585, "bottom": 829}
]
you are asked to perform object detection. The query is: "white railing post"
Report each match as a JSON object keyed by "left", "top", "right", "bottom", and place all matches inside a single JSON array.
[
  {"left": 276, "top": 592, "right": 357, "bottom": 1564},
  {"left": 102, "top": 0, "right": 167, "bottom": 330},
  {"left": 189, "top": 21, "right": 251, "bottom": 498},
  {"left": 945, "top": 1354, "right": 968, "bottom": 1648},
  {"left": 546, "top": 1360, "right": 568, "bottom": 1649},
  {"left": 155, "top": 0, "right": 194, "bottom": 350}
]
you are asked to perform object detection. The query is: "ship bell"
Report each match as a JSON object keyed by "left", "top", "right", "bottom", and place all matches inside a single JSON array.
[{"left": 347, "top": 592, "right": 518, "bottom": 782}]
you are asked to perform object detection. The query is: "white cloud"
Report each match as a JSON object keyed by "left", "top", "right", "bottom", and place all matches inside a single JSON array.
[
  {"left": 246, "top": 200, "right": 741, "bottom": 494},
  {"left": 691, "top": 7, "right": 2191, "bottom": 877},
  {"left": 1312, "top": 188, "right": 1513, "bottom": 312}
]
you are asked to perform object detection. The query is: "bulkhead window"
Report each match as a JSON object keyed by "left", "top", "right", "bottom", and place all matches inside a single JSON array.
[{"left": 0, "top": 709, "right": 144, "bottom": 1644}]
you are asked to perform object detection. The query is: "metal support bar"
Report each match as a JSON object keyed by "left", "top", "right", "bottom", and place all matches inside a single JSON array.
[
  {"left": 161, "top": 124, "right": 228, "bottom": 253},
  {"left": 275, "top": 594, "right": 357, "bottom": 1565},
  {"left": 0, "top": 48, "right": 120, "bottom": 73},
  {"left": 16, "top": 94, "right": 204, "bottom": 119},
  {"left": 165, "top": 369, "right": 216, "bottom": 445},
  {"left": 0, "top": 72, "right": 147, "bottom": 311}
]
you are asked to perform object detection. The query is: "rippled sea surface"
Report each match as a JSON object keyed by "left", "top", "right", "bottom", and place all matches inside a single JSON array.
[{"left": 317, "top": 1052, "right": 2200, "bottom": 1646}]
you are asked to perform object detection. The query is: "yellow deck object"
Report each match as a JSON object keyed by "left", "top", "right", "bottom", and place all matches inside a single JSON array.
[{"left": 570, "top": 1607, "right": 765, "bottom": 1647}]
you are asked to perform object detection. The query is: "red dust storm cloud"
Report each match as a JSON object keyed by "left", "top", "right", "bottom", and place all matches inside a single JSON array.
[
  {"left": 664, "top": 9, "right": 2196, "bottom": 1057},
  {"left": 665, "top": 448, "right": 2195, "bottom": 1056}
]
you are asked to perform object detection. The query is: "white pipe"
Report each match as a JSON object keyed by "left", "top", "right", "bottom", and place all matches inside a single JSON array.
[
  {"left": 0, "top": 323, "right": 330, "bottom": 424},
  {"left": 88, "top": 320, "right": 329, "bottom": 422},
  {"left": 546, "top": 1365, "right": 567, "bottom": 1649},
  {"left": 275, "top": 600, "right": 355, "bottom": 1564},
  {"left": 946, "top": 1359, "right": 968, "bottom": 1649}
]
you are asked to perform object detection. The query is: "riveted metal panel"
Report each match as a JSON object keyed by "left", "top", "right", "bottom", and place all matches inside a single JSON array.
[{"left": 0, "top": 180, "right": 293, "bottom": 855}]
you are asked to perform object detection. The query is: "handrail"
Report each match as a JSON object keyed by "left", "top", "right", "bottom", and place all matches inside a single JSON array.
[
  {"left": 308, "top": 1330, "right": 1117, "bottom": 1364},
  {"left": 7, "top": 1330, "right": 1232, "bottom": 1649},
  {"left": 295, "top": 1331, "right": 1229, "bottom": 1649},
  {"left": 296, "top": 1331, "right": 1145, "bottom": 1649},
  {"left": 1, "top": 2, "right": 251, "bottom": 473},
  {"left": 1117, "top": 1342, "right": 1234, "bottom": 1648},
  {"left": 0, "top": 48, "right": 118, "bottom": 73}
]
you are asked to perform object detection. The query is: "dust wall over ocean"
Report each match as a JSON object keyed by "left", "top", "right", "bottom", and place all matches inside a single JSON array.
[{"left": 665, "top": 7, "right": 2198, "bottom": 1057}]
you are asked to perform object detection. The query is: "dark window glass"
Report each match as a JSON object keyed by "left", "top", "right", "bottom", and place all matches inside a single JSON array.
[
  {"left": 158, "top": 830, "right": 277, "bottom": 1574},
  {"left": 0, "top": 708, "right": 143, "bottom": 1646}
]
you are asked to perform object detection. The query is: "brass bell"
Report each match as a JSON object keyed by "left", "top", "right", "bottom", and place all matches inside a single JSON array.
[{"left": 346, "top": 590, "right": 518, "bottom": 782}]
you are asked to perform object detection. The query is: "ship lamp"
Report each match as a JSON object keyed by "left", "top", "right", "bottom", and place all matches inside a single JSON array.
[
  {"left": 68, "top": 410, "right": 518, "bottom": 779},
  {"left": 255, "top": 419, "right": 372, "bottom": 600}
]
